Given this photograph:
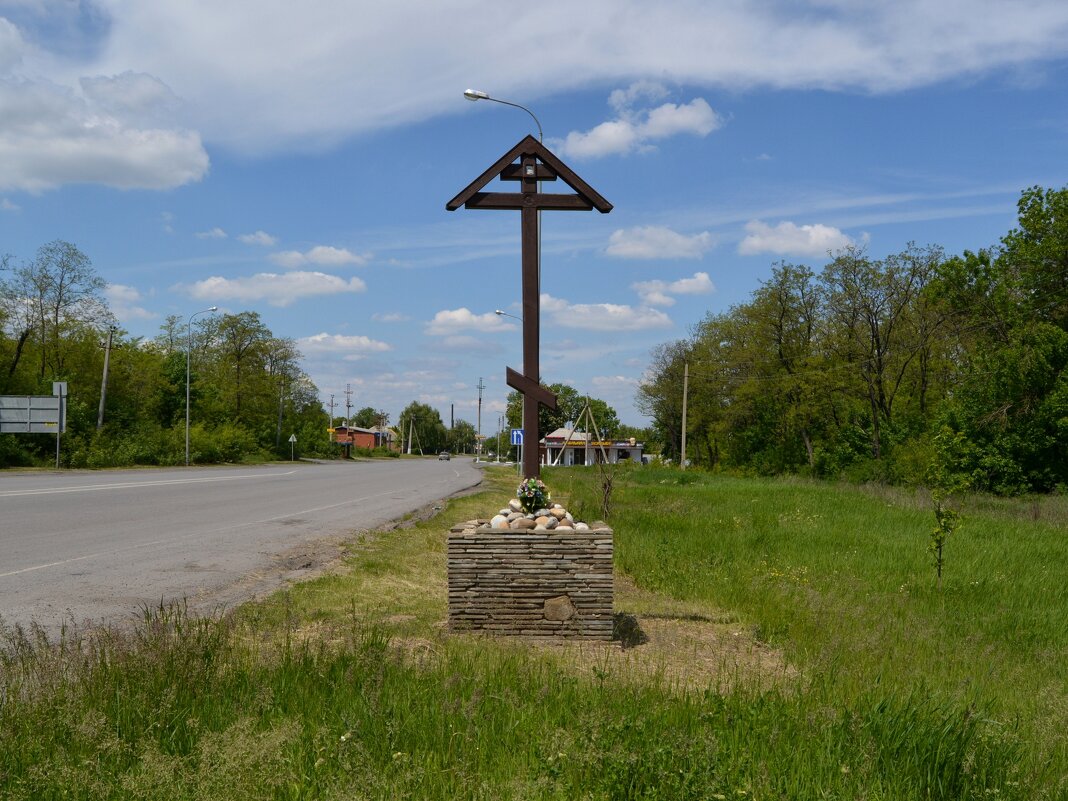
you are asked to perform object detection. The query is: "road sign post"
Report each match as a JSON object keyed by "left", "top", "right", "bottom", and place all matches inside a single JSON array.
[
  {"left": 53, "top": 382, "right": 67, "bottom": 469},
  {"left": 510, "top": 428, "right": 524, "bottom": 475},
  {"left": 289, "top": 433, "right": 297, "bottom": 461}
]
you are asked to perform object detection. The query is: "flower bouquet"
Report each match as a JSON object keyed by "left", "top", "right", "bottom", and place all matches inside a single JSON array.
[{"left": 517, "top": 478, "right": 550, "bottom": 514}]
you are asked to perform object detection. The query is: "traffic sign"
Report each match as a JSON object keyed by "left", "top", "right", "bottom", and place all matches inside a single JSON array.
[
  {"left": 288, "top": 434, "right": 297, "bottom": 443},
  {"left": 510, "top": 428, "right": 523, "bottom": 446}
]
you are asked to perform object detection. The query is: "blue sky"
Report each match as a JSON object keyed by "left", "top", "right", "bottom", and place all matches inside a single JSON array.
[{"left": 1, "top": 1, "right": 1067, "bottom": 431}]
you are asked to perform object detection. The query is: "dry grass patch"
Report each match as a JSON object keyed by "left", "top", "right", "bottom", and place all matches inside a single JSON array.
[{"left": 517, "top": 573, "right": 797, "bottom": 694}]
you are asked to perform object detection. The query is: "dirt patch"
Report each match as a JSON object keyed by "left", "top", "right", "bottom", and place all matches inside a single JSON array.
[{"left": 441, "top": 575, "right": 797, "bottom": 694}]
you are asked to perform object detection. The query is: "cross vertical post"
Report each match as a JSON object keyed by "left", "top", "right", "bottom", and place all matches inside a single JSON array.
[
  {"left": 520, "top": 154, "right": 541, "bottom": 478},
  {"left": 447, "top": 135, "right": 612, "bottom": 480}
]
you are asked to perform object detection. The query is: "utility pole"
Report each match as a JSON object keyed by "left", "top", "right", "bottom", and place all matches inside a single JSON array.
[
  {"left": 344, "top": 383, "right": 353, "bottom": 425},
  {"left": 97, "top": 326, "right": 115, "bottom": 430},
  {"left": 476, "top": 376, "right": 484, "bottom": 458},
  {"left": 680, "top": 361, "right": 689, "bottom": 470},
  {"left": 328, "top": 394, "right": 336, "bottom": 428}
]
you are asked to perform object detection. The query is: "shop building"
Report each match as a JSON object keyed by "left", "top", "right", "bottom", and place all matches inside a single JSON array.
[{"left": 540, "top": 428, "right": 644, "bottom": 466}]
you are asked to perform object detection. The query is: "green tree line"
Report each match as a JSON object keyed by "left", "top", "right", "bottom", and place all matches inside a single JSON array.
[
  {"left": 0, "top": 241, "right": 333, "bottom": 467},
  {"left": 638, "top": 185, "right": 1068, "bottom": 495}
]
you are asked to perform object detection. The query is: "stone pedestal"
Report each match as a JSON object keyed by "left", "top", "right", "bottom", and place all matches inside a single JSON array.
[{"left": 447, "top": 521, "right": 613, "bottom": 640}]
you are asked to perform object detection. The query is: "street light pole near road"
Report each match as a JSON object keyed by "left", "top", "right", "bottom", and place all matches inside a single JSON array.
[
  {"left": 467, "top": 89, "right": 544, "bottom": 291},
  {"left": 463, "top": 90, "right": 543, "bottom": 142},
  {"left": 186, "top": 306, "right": 217, "bottom": 466}
]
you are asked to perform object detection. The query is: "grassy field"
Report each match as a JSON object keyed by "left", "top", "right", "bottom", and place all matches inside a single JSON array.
[{"left": 1, "top": 464, "right": 1066, "bottom": 799}]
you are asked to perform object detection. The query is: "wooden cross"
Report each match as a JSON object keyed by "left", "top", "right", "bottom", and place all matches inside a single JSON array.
[{"left": 447, "top": 135, "right": 612, "bottom": 479}]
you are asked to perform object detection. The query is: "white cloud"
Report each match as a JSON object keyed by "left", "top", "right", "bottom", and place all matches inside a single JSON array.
[
  {"left": 297, "top": 332, "right": 392, "bottom": 357},
  {"left": 0, "top": 18, "right": 24, "bottom": 75},
  {"left": 0, "top": 74, "right": 209, "bottom": 192},
  {"left": 425, "top": 308, "right": 516, "bottom": 336},
  {"left": 541, "top": 293, "right": 672, "bottom": 332},
  {"left": 606, "top": 226, "right": 714, "bottom": 259},
  {"left": 738, "top": 220, "right": 854, "bottom": 257},
  {"left": 270, "top": 245, "right": 369, "bottom": 268},
  {"left": 591, "top": 375, "right": 640, "bottom": 390},
  {"left": 557, "top": 87, "right": 722, "bottom": 159},
  {"left": 195, "top": 227, "right": 227, "bottom": 239},
  {"left": 632, "top": 272, "right": 715, "bottom": 307},
  {"left": 79, "top": 71, "right": 179, "bottom": 123},
  {"left": 0, "top": 198, "right": 19, "bottom": 212},
  {"left": 1, "top": 3, "right": 1063, "bottom": 156},
  {"left": 608, "top": 81, "right": 670, "bottom": 113},
  {"left": 372, "top": 312, "right": 410, "bottom": 322},
  {"left": 105, "top": 283, "right": 155, "bottom": 321},
  {"left": 176, "top": 271, "right": 367, "bottom": 307},
  {"left": 238, "top": 230, "right": 277, "bottom": 246},
  {"left": 432, "top": 334, "right": 505, "bottom": 354}
]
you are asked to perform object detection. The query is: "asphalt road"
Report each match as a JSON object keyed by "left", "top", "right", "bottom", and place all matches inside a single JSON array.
[{"left": 0, "top": 458, "right": 482, "bottom": 633}]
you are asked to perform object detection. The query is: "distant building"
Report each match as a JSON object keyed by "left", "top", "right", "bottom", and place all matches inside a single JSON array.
[
  {"left": 370, "top": 425, "right": 401, "bottom": 451},
  {"left": 540, "top": 428, "right": 644, "bottom": 466},
  {"left": 330, "top": 425, "right": 399, "bottom": 451}
]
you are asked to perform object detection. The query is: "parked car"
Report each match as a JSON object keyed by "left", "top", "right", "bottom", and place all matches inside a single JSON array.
[{"left": 438, "top": 451, "right": 450, "bottom": 460}]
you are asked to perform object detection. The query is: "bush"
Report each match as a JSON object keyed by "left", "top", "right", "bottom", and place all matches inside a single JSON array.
[
  {"left": 185, "top": 423, "right": 267, "bottom": 464},
  {"left": 0, "top": 434, "right": 36, "bottom": 468}
]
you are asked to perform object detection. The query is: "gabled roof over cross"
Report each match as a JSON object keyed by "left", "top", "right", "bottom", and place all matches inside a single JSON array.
[{"left": 446, "top": 134, "right": 613, "bottom": 213}]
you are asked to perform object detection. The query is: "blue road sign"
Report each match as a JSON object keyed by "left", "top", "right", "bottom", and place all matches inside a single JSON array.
[{"left": 510, "top": 428, "right": 524, "bottom": 446}]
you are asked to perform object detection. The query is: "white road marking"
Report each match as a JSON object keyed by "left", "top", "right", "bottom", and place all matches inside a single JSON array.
[
  {"left": 0, "top": 482, "right": 433, "bottom": 579},
  {"left": 0, "top": 470, "right": 298, "bottom": 498}
]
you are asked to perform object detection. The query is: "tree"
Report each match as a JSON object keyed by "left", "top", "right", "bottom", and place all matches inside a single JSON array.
[
  {"left": 1002, "top": 185, "right": 1068, "bottom": 329},
  {"left": 206, "top": 311, "right": 272, "bottom": 426},
  {"left": 266, "top": 338, "right": 300, "bottom": 448},
  {"left": 397, "top": 402, "right": 447, "bottom": 454},
  {"left": 821, "top": 245, "right": 941, "bottom": 460},
  {"left": 637, "top": 338, "right": 692, "bottom": 463},
  {"left": 932, "top": 187, "right": 1068, "bottom": 492},
  {"left": 448, "top": 419, "right": 477, "bottom": 453},
  {"left": 505, "top": 382, "right": 619, "bottom": 441},
  {"left": 1, "top": 241, "right": 111, "bottom": 382},
  {"left": 352, "top": 406, "right": 381, "bottom": 428}
]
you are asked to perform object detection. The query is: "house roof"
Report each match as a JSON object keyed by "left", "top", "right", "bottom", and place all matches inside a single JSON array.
[{"left": 544, "top": 428, "right": 591, "bottom": 441}]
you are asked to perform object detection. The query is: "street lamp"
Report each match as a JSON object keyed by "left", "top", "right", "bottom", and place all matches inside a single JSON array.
[
  {"left": 494, "top": 309, "right": 525, "bottom": 472},
  {"left": 186, "top": 306, "right": 217, "bottom": 465},
  {"left": 464, "top": 89, "right": 543, "bottom": 143},
  {"left": 466, "top": 89, "right": 544, "bottom": 289}
]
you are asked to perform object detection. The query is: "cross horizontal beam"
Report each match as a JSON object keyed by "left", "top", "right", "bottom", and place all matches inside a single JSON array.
[
  {"left": 506, "top": 367, "right": 558, "bottom": 410},
  {"left": 462, "top": 192, "right": 594, "bottom": 211}
]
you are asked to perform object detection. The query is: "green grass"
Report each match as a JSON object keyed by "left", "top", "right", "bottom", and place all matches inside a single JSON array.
[
  {"left": 0, "top": 465, "right": 1065, "bottom": 799},
  {"left": 558, "top": 464, "right": 1068, "bottom": 790}
]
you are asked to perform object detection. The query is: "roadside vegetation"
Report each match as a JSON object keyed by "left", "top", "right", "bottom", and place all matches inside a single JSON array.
[
  {"left": 639, "top": 185, "right": 1068, "bottom": 497},
  {"left": 2, "top": 465, "right": 1065, "bottom": 799}
]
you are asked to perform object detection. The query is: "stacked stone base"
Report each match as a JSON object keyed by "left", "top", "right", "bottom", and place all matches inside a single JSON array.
[{"left": 447, "top": 521, "right": 613, "bottom": 640}]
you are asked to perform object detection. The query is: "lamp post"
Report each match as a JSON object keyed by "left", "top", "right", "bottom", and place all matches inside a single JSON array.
[
  {"left": 97, "top": 325, "right": 116, "bottom": 430},
  {"left": 467, "top": 88, "right": 544, "bottom": 291},
  {"left": 463, "top": 90, "right": 543, "bottom": 142},
  {"left": 186, "top": 306, "right": 217, "bottom": 465},
  {"left": 494, "top": 309, "right": 526, "bottom": 473}
]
